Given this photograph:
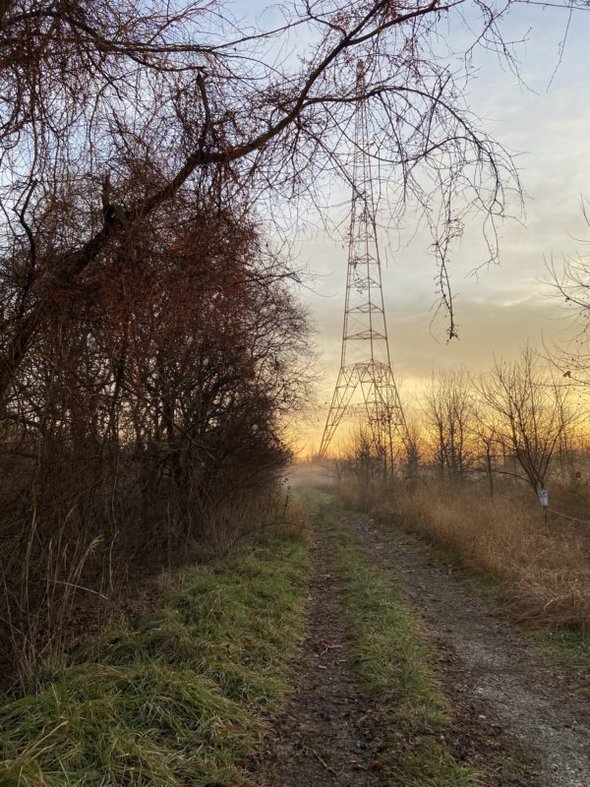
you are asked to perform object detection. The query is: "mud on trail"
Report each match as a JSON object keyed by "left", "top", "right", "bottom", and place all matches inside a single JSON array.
[
  {"left": 263, "top": 531, "right": 384, "bottom": 787},
  {"left": 262, "top": 496, "right": 590, "bottom": 787}
]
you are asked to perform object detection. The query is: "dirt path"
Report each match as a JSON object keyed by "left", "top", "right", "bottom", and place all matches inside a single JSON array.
[
  {"left": 264, "top": 531, "right": 383, "bottom": 787},
  {"left": 347, "top": 512, "right": 590, "bottom": 787}
]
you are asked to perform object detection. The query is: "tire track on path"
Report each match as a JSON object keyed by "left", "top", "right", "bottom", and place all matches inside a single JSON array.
[
  {"left": 264, "top": 529, "right": 383, "bottom": 787},
  {"left": 348, "top": 512, "right": 590, "bottom": 787}
]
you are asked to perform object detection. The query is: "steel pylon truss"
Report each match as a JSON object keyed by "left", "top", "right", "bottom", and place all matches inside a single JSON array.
[
  {"left": 319, "top": 61, "right": 407, "bottom": 462},
  {"left": 320, "top": 360, "right": 405, "bottom": 452}
]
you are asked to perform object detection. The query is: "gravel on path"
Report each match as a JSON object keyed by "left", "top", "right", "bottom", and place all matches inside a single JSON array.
[{"left": 351, "top": 514, "right": 590, "bottom": 787}]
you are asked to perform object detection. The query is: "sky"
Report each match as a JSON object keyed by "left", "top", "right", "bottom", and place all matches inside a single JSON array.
[{"left": 237, "top": 2, "right": 590, "bottom": 454}]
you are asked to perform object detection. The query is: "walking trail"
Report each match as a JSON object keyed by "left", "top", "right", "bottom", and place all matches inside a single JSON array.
[
  {"left": 262, "top": 496, "right": 590, "bottom": 787},
  {"left": 351, "top": 511, "right": 590, "bottom": 787},
  {"left": 263, "top": 529, "right": 384, "bottom": 786}
]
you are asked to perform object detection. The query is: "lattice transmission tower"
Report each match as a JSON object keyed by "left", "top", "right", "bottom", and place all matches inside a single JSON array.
[{"left": 318, "top": 61, "right": 407, "bottom": 470}]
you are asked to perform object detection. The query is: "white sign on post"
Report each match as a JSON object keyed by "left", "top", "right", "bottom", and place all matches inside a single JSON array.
[{"left": 538, "top": 488, "right": 549, "bottom": 509}]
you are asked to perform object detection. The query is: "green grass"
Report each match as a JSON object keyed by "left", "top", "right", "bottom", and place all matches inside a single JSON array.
[
  {"left": 299, "top": 490, "right": 476, "bottom": 787},
  {"left": 526, "top": 627, "right": 590, "bottom": 679},
  {"left": 0, "top": 531, "right": 310, "bottom": 786}
]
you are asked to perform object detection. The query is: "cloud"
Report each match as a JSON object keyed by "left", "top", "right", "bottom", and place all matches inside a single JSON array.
[{"left": 284, "top": 2, "right": 590, "bottom": 454}]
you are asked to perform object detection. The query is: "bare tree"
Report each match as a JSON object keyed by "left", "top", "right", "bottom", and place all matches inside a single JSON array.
[
  {"left": 424, "top": 368, "right": 475, "bottom": 480},
  {"left": 0, "top": 190, "right": 313, "bottom": 677},
  {"left": 2, "top": 0, "right": 580, "bottom": 400},
  {"left": 343, "top": 426, "right": 382, "bottom": 504},
  {"left": 478, "top": 347, "right": 576, "bottom": 497},
  {"left": 472, "top": 408, "right": 500, "bottom": 498},
  {"left": 548, "top": 201, "right": 590, "bottom": 387},
  {"left": 402, "top": 417, "right": 424, "bottom": 482}
]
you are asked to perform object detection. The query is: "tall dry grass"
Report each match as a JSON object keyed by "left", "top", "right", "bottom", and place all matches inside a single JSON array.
[{"left": 370, "top": 480, "right": 590, "bottom": 630}]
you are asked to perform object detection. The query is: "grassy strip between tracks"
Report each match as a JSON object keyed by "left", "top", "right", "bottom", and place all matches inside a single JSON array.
[
  {"left": 0, "top": 529, "right": 310, "bottom": 787},
  {"left": 303, "top": 490, "right": 476, "bottom": 787}
]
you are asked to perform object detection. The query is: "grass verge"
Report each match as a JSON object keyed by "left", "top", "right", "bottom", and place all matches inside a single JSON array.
[
  {"left": 299, "top": 489, "right": 476, "bottom": 787},
  {"left": 0, "top": 528, "right": 310, "bottom": 786}
]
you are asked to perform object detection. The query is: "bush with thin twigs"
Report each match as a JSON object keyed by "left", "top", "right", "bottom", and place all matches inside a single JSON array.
[{"left": 0, "top": 193, "right": 312, "bottom": 688}]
